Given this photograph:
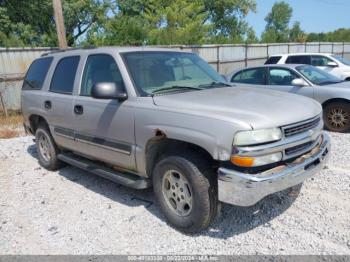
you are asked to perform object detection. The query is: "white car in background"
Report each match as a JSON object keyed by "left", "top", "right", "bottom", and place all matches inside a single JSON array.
[{"left": 265, "top": 53, "right": 350, "bottom": 81}]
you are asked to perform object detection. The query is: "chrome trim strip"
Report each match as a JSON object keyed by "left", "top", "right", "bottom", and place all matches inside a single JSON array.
[
  {"left": 54, "top": 126, "right": 132, "bottom": 155},
  {"left": 55, "top": 132, "right": 74, "bottom": 140},
  {"left": 75, "top": 138, "right": 131, "bottom": 155}
]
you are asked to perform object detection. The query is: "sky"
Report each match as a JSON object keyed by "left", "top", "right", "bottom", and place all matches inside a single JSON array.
[{"left": 246, "top": 0, "right": 350, "bottom": 36}]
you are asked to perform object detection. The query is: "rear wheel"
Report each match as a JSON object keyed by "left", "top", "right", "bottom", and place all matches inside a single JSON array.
[
  {"left": 324, "top": 101, "right": 350, "bottom": 133},
  {"left": 153, "top": 153, "right": 218, "bottom": 233},
  {"left": 35, "top": 125, "right": 63, "bottom": 170}
]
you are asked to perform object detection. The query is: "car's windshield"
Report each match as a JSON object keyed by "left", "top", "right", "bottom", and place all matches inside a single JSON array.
[
  {"left": 296, "top": 65, "right": 342, "bottom": 85},
  {"left": 332, "top": 55, "right": 350, "bottom": 66},
  {"left": 121, "top": 51, "right": 227, "bottom": 96}
]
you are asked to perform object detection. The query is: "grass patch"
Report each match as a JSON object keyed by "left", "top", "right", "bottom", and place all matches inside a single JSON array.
[{"left": 0, "top": 111, "right": 24, "bottom": 138}]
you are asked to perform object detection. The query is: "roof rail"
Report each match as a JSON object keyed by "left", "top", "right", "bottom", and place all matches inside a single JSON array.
[{"left": 41, "top": 46, "right": 96, "bottom": 57}]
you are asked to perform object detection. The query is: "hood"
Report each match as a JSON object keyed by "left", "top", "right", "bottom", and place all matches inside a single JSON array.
[{"left": 152, "top": 86, "right": 322, "bottom": 130}]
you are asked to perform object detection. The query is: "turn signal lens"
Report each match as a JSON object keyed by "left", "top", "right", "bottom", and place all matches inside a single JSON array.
[
  {"left": 231, "top": 156, "right": 254, "bottom": 167},
  {"left": 231, "top": 152, "right": 283, "bottom": 167}
]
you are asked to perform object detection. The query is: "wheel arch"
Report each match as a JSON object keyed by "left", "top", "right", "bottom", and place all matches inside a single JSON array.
[
  {"left": 144, "top": 134, "right": 217, "bottom": 178},
  {"left": 322, "top": 98, "right": 350, "bottom": 109},
  {"left": 28, "top": 114, "right": 49, "bottom": 134}
]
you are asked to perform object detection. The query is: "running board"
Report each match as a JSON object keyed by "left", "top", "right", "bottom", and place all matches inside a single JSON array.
[{"left": 57, "top": 153, "right": 150, "bottom": 189}]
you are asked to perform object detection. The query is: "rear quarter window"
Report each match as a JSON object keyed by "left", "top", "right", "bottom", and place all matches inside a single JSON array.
[
  {"left": 286, "top": 55, "right": 311, "bottom": 65},
  {"left": 50, "top": 56, "right": 80, "bottom": 94},
  {"left": 265, "top": 56, "right": 281, "bottom": 65},
  {"left": 22, "top": 57, "right": 53, "bottom": 90}
]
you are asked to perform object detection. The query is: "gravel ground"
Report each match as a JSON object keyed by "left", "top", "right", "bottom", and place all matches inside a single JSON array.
[{"left": 0, "top": 132, "right": 349, "bottom": 255}]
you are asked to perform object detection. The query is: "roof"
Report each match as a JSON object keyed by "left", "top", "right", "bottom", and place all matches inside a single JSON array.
[
  {"left": 269, "top": 52, "right": 332, "bottom": 57},
  {"left": 41, "top": 46, "right": 188, "bottom": 57}
]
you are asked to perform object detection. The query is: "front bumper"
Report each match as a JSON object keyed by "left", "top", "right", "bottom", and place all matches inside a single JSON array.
[{"left": 218, "top": 132, "right": 330, "bottom": 206}]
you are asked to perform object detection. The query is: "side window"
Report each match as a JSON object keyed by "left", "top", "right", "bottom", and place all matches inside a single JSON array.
[
  {"left": 22, "top": 57, "right": 53, "bottom": 90},
  {"left": 268, "top": 68, "right": 299, "bottom": 86},
  {"left": 231, "top": 68, "right": 266, "bottom": 85},
  {"left": 265, "top": 56, "right": 282, "bottom": 65},
  {"left": 311, "top": 56, "right": 333, "bottom": 67},
  {"left": 286, "top": 55, "right": 311, "bottom": 65},
  {"left": 81, "top": 54, "right": 125, "bottom": 96},
  {"left": 50, "top": 56, "right": 80, "bottom": 94}
]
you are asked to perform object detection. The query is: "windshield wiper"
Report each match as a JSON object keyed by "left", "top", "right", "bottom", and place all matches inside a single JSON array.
[
  {"left": 198, "top": 81, "right": 233, "bottom": 88},
  {"left": 151, "top": 85, "right": 203, "bottom": 95}
]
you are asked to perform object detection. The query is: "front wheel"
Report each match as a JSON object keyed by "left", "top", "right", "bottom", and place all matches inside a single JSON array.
[
  {"left": 153, "top": 153, "right": 218, "bottom": 233},
  {"left": 324, "top": 101, "right": 350, "bottom": 133}
]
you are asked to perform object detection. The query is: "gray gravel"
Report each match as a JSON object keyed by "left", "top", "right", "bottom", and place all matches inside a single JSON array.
[{"left": 0, "top": 132, "right": 349, "bottom": 255}]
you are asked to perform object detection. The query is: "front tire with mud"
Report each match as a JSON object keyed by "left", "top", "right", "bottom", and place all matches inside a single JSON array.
[{"left": 153, "top": 153, "right": 218, "bottom": 233}]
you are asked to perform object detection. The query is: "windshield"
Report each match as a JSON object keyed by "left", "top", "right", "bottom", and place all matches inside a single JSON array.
[
  {"left": 121, "top": 51, "right": 227, "bottom": 96},
  {"left": 296, "top": 65, "right": 342, "bottom": 85},
  {"left": 332, "top": 55, "right": 350, "bottom": 66}
]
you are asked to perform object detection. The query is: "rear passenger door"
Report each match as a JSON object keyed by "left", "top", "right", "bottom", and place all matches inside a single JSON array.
[
  {"left": 230, "top": 67, "right": 267, "bottom": 88},
  {"left": 46, "top": 56, "right": 80, "bottom": 151},
  {"left": 72, "top": 54, "right": 136, "bottom": 170},
  {"left": 266, "top": 67, "right": 314, "bottom": 99}
]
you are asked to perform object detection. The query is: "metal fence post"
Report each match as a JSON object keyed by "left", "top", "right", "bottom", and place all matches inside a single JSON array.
[
  {"left": 245, "top": 44, "right": 248, "bottom": 67},
  {"left": 217, "top": 45, "right": 220, "bottom": 73},
  {"left": 0, "top": 91, "right": 8, "bottom": 118}
]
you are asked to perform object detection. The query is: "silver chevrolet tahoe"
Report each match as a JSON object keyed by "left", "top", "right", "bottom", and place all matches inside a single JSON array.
[{"left": 21, "top": 47, "right": 330, "bottom": 233}]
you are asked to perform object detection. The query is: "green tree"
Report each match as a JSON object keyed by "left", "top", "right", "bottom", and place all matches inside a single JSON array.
[
  {"left": 85, "top": 0, "right": 256, "bottom": 45},
  {"left": 261, "top": 1, "right": 292, "bottom": 43},
  {"left": 289, "top": 21, "right": 307, "bottom": 42},
  {"left": 0, "top": 0, "right": 110, "bottom": 47}
]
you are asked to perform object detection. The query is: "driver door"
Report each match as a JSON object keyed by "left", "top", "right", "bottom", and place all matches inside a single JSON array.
[
  {"left": 72, "top": 53, "right": 136, "bottom": 170},
  {"left": 266, "top": 67, "right": 314, "bottom": 99}
]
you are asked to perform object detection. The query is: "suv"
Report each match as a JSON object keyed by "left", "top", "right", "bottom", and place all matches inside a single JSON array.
[
  {"left": 265, "top": 53, "right": 350, "bottom": 81},
  {"left": 22, "top": 47, "right": 330, "bottom": 233}
]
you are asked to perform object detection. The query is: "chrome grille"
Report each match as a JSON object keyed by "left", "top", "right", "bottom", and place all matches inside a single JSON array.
[
  {"left": 285, "top": 141, "right": 313, "bottom": 156},
  {"left": 284, "top": 117, "right": 321, "bottom": 137}
]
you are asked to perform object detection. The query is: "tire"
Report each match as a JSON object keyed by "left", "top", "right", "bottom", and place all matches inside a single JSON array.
[
  {"left": 152, "top": 153, "right": 218, "bottom": 233},
  {"left": 324, "top": 101, "right": 350, "bottom": 133},
  {"left": 35, "top": 125, "right": 62, "bottom": 170}
]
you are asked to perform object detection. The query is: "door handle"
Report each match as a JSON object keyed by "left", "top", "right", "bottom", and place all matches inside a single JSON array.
[
  {"left": 44, "top": 100, "right": 51, "bottom": 110},
  {"left": 74, "top": 105, "right": 84, "bottom": 115}
]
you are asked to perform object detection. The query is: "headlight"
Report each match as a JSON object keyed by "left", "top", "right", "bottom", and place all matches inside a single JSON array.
[
  {"left": 234, "top": 128, "right": 282, "bottom": 146},
  {"left": 231, "top": 152, "right": 283, "bottom": 167}
]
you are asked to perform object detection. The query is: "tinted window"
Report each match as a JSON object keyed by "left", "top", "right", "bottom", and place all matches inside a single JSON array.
[
  {"left": 311, "top": 55, "right": 333, "bottom": 67},
  {"left": 231, "top": 68, "right": 266, "bottom": 85},
  {"left": 22, "top": 57, "right": 53, "bottom": 90},
  {"left": 50, "top": 56, "right": 80, "bottom": 94},
  {"left": 268, "top": 68, "right": 299, "bottom": 86},
  {"left": 286, "top": 55, "right": 311, "bottom": 65},
  {"left": 81, "top": 54, "right": 125, "bottom": 96},
  {"left": 265, "top": 56, "right": 281, "bottom": 65}
]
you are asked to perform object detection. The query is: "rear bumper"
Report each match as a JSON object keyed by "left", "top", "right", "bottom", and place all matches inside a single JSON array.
[{"left": 218, "top": 132, "right": 330, "bottom": 206}]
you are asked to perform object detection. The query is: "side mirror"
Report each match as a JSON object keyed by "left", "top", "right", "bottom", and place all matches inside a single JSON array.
[
  {"left": 291, "top": 78, "right": 307, "bottom": 87},
  {"left": 327, "top": 62, "right": 338, "bottom": 67},
  {"left": 91, "top": 82, "right": 127, "bottom": 100}
]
